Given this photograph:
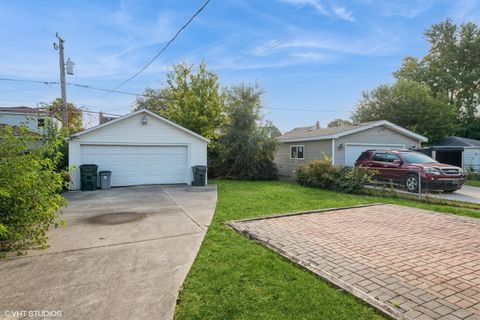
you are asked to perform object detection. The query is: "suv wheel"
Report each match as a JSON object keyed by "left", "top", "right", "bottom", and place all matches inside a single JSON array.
[{"left": 404, "top": 173, "right": 419, "bottom": 193}]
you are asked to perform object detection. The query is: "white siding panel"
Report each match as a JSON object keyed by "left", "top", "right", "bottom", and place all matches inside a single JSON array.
[{"left": 464, "top": 148, "right": 480, "bottom": 172}]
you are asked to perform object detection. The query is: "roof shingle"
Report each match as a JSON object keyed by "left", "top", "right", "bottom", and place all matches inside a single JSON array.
[
  {"left": 434, "top": 136, "right": 480, "bottom": 147},
  {"left": 279, "top": 121, "right": 377, "bottom": 141}
]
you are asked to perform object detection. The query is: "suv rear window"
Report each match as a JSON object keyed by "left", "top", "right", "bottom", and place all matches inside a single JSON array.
[
  {"left": 357, "top": 151, "right": 371, "bottom": 161},
  {"left": 373, "top": 153, "right": 400, "bottom": 163}
]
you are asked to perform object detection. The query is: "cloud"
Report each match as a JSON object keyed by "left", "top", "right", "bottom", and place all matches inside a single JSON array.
[
  {"left": 279, "top": 0, "right": 355, "bottom": 22},
  {"left": 279, "top": 0, "right": 328, "bottom": 15},
  {"left": 452, "top": 0, "right": 480, "bottom": 22},
  {"left": 361, "top": 0, "right": 437, "bottom": 18},
  {"left": 290, "top": 52, "right": 329, "bottom": 61},
  {"left": 282, "top": 33, "right": 399, "bottom": 56},
  {"left": 332, "top": 6, "right": 355, "bottom": 22}
]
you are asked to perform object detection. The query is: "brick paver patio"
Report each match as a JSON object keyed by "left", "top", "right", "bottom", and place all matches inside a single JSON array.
[{"left": 229, "top": 204, "right": 480, "bottom": 320}]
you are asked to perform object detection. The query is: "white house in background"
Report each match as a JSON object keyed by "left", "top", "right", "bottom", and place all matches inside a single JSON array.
[
  {"left": 68, "top": 109, "right": 209, "bottom": 190},
  {"left": 0, "top": 106, "right": 62, "bottom": 132}
]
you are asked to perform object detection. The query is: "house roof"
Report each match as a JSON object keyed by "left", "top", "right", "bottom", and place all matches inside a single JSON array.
[
  {"left": 0, "top": 106, "right": 47, "bottom": 114},
  {"left": 279, "top": 120, "right": 428, "bottom": 142},
  {"left": 70, "top": 109, "right": 210, "bottom": 143},
  {"left": 433, "top": 136, "right": 480, "bottom": 147}
]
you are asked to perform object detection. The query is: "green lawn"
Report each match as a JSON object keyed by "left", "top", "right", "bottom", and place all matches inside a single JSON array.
[
  {"left": 174, "top": 180, "right": 480, "bottom": 320},
  {"left": 465, "top": 179, "right": 480, "bottom": 187}
]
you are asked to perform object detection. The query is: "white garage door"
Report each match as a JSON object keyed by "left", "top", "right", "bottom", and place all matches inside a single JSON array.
[
  {"left": 345, "top": 144, "right": 405, "bottom": 167},
  {"left": 80, "top": 145, "right": 188, "bottom": 186}
]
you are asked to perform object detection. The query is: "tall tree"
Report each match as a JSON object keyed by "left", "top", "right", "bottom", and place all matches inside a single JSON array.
[
  {"left": 394, "top": 19, "right": 480, "bottom": 138},
  {"left": 216, "top": 84, "right": 278, "bottom": 180},
  {"left": 134, "top": 62, "right": 226, "bottom": 140},
  {"left": 41, "top": 98, "right": 83, "bottom": 133},
  {"left": 352, "top": 80, "right": 458, "bottom": 143}
]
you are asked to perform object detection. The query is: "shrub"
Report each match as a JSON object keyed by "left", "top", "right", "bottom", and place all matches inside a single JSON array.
[
  {"left": 334, "top": 166, "right": 376, "bottom": 194},
  {"left": 295, "top": 159, "right": 339, "bottom": 188},
  {"left": 0, "top": 125, "right": 67, "bottom": 254},
  {"left": 295, "top": 159, "right": 375, "bottom": 194}
]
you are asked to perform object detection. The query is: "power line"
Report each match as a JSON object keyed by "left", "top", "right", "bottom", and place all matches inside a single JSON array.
[
  {"left": 0, "top": 77, "right": 175, "bottom": 100},
  {"left": 0, "top": 77, "right": 57, "bottom": 85},
  {"left": 109, "top": 0, "right": 211, "bottom": 91},
  {"left": 67, "top": 82, "right": 176, "bottom": 100},
  {"left": 79, "top": 108, "right": 123, "bottom": 117},
  {"left": 221, "top": 39, "right": 287, "bottom": 71},
  {"left": 0, "top": 76, "right": 354, "bottom": 113}
]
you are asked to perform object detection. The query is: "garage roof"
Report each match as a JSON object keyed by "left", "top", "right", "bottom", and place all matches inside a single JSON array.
[
  {"left": 70, "top": 109, "right": 210, "bottom": 142},
  {"left": 433, "top": 136, "right": 480, "bottom": 148},
  {"left": 279, "top": 120, "right": 428, "bottom": 142}
]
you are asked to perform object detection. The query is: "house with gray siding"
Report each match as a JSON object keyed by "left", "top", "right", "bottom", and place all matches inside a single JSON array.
[{"left": 275, "top": 120, "right": 428, "bottom": 178}]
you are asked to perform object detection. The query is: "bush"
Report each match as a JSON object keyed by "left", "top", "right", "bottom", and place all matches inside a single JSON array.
[
  {"left": 295, "top": 159, "right": 338, "bottom": 188},
  {"left": 0, "top": 125, "right": 67, "bottom": 254},
  {"left": 295, "top": 159, "right": 375, "bottom": 194}
]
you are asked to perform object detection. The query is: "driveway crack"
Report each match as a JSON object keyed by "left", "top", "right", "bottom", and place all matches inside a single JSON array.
[{"left": 161, "top": 188, "right": 206, "bottom": 232}]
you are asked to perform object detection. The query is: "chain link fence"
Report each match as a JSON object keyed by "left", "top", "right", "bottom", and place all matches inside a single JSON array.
[{"left": 362, "top": 167, "right": 480, "bottom": 205}]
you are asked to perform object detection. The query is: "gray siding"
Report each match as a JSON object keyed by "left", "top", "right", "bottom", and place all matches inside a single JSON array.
[
  {"left": 333, "top": 126, "right": 421, "bottom": 166},
  {"left": 275, "top": 140, "right": 332, "bottom": 177}
]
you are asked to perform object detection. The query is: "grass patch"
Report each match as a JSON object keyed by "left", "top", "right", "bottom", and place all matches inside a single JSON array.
[
  {"left": 175, "top": 180, "right": 480, "bottom": 320},
  {"left": 465, "top": 179, "right": 480, "bottom": 187}
]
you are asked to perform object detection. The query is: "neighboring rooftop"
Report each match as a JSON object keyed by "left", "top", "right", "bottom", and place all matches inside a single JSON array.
[
  {"left": 434, "top": 136, "right": 480, "bottom": 147},
  {"left": 279, "top": 121, "right": 376, "bottom": 141},
  {"left": 279, "top": 120, "right": 428, "bottom": 142},
  {"left": 0, "top": 106, "right": 47, "bottom": 114}
]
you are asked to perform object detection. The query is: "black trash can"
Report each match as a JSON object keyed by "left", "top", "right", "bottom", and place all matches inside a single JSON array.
[
  {"left": 99, "top": 171, "right": 112, "bottom": 190},
  {"left": 192, "top": 166, "right": 207, "bottom": 186},
  {"left": 79, "top": 164, "right": 98, "bottom": 191}
]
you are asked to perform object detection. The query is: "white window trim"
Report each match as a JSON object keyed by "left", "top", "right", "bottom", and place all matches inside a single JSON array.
[{"left": 290, "top": 144, "right": 305, "bottom": 160}]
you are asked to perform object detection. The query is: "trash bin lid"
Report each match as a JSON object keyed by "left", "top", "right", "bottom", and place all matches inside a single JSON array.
[
  {"left": 99, "top": 170, "right": 112, "bottom": 175},
  {"left": 80, "top": 164, "right": 98, "bottom": 168}
]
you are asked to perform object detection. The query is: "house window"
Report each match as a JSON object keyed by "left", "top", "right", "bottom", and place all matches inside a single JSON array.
[
  {"left": 37, "top": 118, "right": 45, "bottom": 128},
  {"left": 290, "top": 145, "right": 305, "bottom": 159}
]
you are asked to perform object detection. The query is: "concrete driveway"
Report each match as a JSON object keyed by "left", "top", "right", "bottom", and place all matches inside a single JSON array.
[
  {"left": 0, "top": 185, "right": 217, "bottom": 320},
  {"left": 427, "top": 185, "right": 480, "bottom": 205}
]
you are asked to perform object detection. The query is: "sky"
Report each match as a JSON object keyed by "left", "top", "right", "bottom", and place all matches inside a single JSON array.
[{"left": 0, "top": 0, "right": 479, "bottom": 131}]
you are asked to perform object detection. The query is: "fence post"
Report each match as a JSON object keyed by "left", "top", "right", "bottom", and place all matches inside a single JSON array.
[{"left": 418, "top": 169, "right": 422, "bottom": 200}]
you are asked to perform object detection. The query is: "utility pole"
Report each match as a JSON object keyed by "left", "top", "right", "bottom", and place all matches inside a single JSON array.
[{"left": 54, "top": 33, "right": 68, "bottom": 126}]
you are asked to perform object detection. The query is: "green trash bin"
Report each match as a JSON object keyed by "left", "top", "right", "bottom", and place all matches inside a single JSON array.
[
  {"left": 80, "top": 164, "right": 98, "bottom": 191},
  {"left": 192, "top": 166, "right": 207, "bottom": 186}
]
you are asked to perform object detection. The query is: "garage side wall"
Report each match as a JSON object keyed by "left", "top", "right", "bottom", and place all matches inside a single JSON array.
[
  {"left": 334, "top": 126, "right": 420, "bottom": 166},
  {"left": 68, "top": 113, "right": 207, "bottom": 190},
  {"left": 275, "top": 140, "right": 332, "bottom": 178}
]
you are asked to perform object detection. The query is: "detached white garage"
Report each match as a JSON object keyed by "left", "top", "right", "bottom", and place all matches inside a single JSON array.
[{"left": 68, "top": 109, "right": 209, "bottom": 190}]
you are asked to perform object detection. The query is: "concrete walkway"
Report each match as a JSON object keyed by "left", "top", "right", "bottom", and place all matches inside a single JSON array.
[
  {"left": 231, "top": 204, "right": 480, "bottom": 320},
  {"left": 0, "top": 185, "right": 217, "bottom": 320}
]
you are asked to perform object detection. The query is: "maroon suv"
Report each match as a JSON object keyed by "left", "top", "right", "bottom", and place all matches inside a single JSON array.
[{"left": 355, "top": 150, "right": 466, "bottom": 193}]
